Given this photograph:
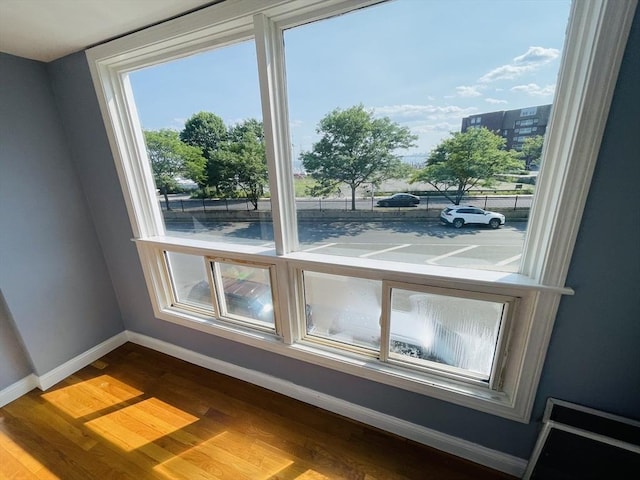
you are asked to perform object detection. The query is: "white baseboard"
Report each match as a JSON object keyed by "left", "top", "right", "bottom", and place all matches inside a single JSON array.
[
  {"left": 126, "top": 330, "right": 527, "bottom": 477},
  {"left": 1, "top": 332, "right": 129, "bottom": 405},
  {"left": 0, "top": 374, "right": 38, "bottom": 408},
  {"left": 36, "top": 332, "right": 128, "bottom": 390}
]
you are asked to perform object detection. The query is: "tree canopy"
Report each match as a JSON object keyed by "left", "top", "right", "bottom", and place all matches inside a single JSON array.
[
  {"left": 301, "top": 105, "right": 416, "bottom": 210},
  {"left": 144, "top": 129, "right": 206, "bottom": 209},
  {"left": 411, "top": 127, "right": 522, "bottom": 205},
  {"left": 212, "top": 120, "right": 268, "bottom": 210},
  {"left": 519, "top": 135, "right": 544, "bottom": 170},
  {"left": 180, "top": 112, "right": 227, "bottom": 192}
]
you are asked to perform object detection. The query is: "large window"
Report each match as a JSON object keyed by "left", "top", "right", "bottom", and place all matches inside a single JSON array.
[{"left": 87, "top": 0, "right": 636, "bottom": 422}]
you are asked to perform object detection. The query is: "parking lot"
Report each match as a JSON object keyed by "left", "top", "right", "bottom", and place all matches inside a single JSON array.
[{"left": 165, "top": 217, "right": 527, "bottom": 272}]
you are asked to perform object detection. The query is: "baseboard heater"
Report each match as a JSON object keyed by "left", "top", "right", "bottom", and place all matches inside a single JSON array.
[{"left": 523, "top": 398, "right": 640, "bottom": 479}]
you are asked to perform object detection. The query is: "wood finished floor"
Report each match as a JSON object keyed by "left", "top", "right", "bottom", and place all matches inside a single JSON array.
[{"left": 0, "top": 343, "right": 516, "bottom": 480}]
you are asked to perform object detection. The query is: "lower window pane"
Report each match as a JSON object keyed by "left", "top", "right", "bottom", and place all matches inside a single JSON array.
[
  {"left": 215, "top": 262, "right": 274, "bottom": 328},
  {"left": 303, "top": 271, "right": 382, "bottom": 351},
  {"left": 389, "top": 289, "right": 504, "bottom": 378},
  {"left": 166, "top": 252, "right": 212, "bottom": 310}
]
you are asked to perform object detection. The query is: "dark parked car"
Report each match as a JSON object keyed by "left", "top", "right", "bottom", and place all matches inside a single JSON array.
[{"left": 376, "top": 193, "right": 420, "bottom": 207}]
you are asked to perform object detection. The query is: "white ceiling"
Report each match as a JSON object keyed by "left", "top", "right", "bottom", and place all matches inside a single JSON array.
[{"left": 0, "top": 0, "right": 217, "bottom": 62}]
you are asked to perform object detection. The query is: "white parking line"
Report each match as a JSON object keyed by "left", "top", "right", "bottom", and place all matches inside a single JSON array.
[
  {"left": 302, "top": 242, "right": 338, "bottom": 252},
  {"left": 495, "top": 254, "right": 522, "bottom": 266},
  {"left": 359, "top": 244, "right": 411, "bottom": 258},
  {"left": 427, "top": 245, "right": 478, "bottom": 264}
]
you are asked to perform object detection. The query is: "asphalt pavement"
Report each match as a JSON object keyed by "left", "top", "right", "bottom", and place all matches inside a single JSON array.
[{"left": 164, "top": 217, "right": 527, "bottom": 272}]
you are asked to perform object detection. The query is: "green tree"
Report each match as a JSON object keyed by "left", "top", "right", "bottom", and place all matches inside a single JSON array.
[
  {"left": 519, "top": 135, "right": 544, "bottom": 170},
  {"left": 412, "top": 127, "right": 523, "bottom": 205},
  {"left": 227, "top": 117, "right": 264, "bottom": 144},
  {"left": 143, "top": 129, "right": 206, "bottom": 210},
  {"left": 179, "top": 112, "right": 227, "bottom": 193},
  {"left": 301, "top": 105, "right": 417, "bottom": 210},
  {"left": 214, "top": 120, "right": 268, "bottom": 210}
]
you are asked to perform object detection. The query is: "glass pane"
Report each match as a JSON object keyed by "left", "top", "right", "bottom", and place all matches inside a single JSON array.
[
  {"left": 284, "top": 0, "right": 571, "bottom": 272},
  {"left": 215, "top": 262, "right": 274, "bottom": 328},
  {"left": 303, "top": 271, "right": 382, "bottom": 351},
  {"left": 129, "top": 41, "right": 274, "bottom": 247},
  {"left": 166, "top": 252, "right": 212, "bottom": 310},
  {"left": 389, "top": 289, "right": 504, "bottom": 378}
]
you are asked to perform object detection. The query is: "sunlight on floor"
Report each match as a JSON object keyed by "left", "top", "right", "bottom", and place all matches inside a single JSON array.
[
  {"left": 154, "top": 430, "right": 293, "bottom": 479},
  {"left": 41, "top": 374, "right": 143, "bottom": 418},
  {"left": 85, "top": 397, "right": 197, "bottom": 451},
  {"left": 0, "top": 430, "right": 59, "bottom": 479},
  {"left": 294, "top": 469, "right": 332, "bottom": 479}
]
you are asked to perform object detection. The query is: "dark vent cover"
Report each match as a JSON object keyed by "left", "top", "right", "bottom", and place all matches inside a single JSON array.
[{"left": 524, "top": 399, "right": 640, "bottom": 479}]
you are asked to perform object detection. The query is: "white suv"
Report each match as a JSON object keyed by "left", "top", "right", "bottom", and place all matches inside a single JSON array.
[{"left": 440, "top": 205, "right": 505, "bottom": 229}]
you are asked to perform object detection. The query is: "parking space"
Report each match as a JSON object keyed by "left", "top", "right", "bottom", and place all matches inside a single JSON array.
[
  {"left": 299, "top": 242, "right": 524, "bottom": 271},
  {"left": 165, "top": 218, "right": 527, "bottom": 273}
]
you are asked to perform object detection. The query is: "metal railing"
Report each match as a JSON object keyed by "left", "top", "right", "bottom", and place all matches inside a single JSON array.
[{"left": 158, "top": 194, "right": 532, "bottom": 212}]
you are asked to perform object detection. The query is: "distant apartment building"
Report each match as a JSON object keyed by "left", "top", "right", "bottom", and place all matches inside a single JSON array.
[{"left": 460, "top": 104, "right": 552, "bottom": 151}]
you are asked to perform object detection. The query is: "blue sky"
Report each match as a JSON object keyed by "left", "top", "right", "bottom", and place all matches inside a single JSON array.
[{"left": 130, "top": 0, "right": 571, "bottom": 168}]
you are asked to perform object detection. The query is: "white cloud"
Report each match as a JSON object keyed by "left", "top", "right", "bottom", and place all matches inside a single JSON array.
[
  {"left": 411, "top": 122, "right": 459, "bottom": 134},
  {"left": 226, "top": 117, "right": 250, "bottom": 126},
  {"left": 374, "top": 104, "right": 476, "bottom": 120},
  {"left": 514, "top": 46, "right": 560, "bottom": 65},
  {"left": 485, "top": 98, "right": 508, "bottom": 104},
  {"left": 371, "top": 104, "right": 480, "bottom": 152},
  {"left": 510, "top": 83, "right": 556, "bottom": 97},
  {"left": 479, "top": 64, "right": 534, "bottom": 82},
  {"left": 455, "top": 85, "right": 482, "bottom": 97},
  {"left": 289, "top": 119, "right": 304, "bottom": 128},
  {"left": 169, "top": 117, "right": 187, "bottom": 129},
  {"left": 479, "top": 46, "right": 560, "bottom": 83}
]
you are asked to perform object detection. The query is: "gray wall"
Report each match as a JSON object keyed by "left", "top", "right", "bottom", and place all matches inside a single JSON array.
[
  {"left": 0, "top": 53, "right": 124, "bottom": 378},
  {"left": 0, "top": 292, "right": 32, "bottom": 388},
  {"left": 3, "top": 4, "right": 637, "bottom": 461}
]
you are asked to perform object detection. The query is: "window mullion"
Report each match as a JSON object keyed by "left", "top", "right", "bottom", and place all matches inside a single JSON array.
[
  {"left": 253, "top": 13, "right": 298, "bottom": 255},
  {"left": 379, "top": 283, "right": 392, "bottom": 362},
  {"left": 204, "top": 257, "right": 218, "bottom": 318}
]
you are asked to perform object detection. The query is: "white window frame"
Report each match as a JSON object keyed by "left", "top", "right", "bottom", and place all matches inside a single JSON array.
[{"left": 86, "top": 0, "right": 637, "bottom": 422}]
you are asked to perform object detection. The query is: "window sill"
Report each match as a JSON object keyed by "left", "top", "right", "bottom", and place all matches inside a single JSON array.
[{"left": 136, "top": 235, "right": 574, "bottom": 296}]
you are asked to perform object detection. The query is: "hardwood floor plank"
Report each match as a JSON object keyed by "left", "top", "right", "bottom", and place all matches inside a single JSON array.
[
  {"left": 0, "top": 440, "right": 41, "bottom": 480},
  {"left": 0, "top": 343, "right": 516, "bottom": 480},
  {"left": 3, "top": 395, "right": 97, "bottom": 452},
  {"left": 2, "top": 400, "right": 145, "bottom": 480}
]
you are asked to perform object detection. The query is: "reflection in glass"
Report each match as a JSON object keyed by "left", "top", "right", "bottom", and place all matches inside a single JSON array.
[
  {"left": 215, "top": 262, "right": 274, "bottom": 327},
  {"left": 303, "top": 271, "right": 382, "bottom": 351},
  {"left": 389, "top": 289, "right": 504, "bottom": 378},
  {"left": 166, "top": 252, "right": 212, "bottom": 310}
]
